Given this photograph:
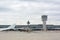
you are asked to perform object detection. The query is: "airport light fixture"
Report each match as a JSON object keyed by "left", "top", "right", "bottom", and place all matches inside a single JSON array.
[{"left": 27, "top": 20, "right": 30, "bottom": 25}]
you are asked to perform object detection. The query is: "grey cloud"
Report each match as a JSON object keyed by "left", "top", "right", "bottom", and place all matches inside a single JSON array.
[
  {"left": 18, "top": 0, "right": 60, "bottom": 5},
  {"left": 0, "top": 0, "right": 60, "bottom": 24},
  {"left": 19, "top": 0, "right": 60, "bottom": 2},
  {"left": 0, "top": 6, "right": 12, "bottom": 12},
  {"left": 50, "top": 13, "right": 60, "bottom": 16}
]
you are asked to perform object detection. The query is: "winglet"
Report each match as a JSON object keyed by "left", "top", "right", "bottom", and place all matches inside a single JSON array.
[{"left": 7, "top": 24, "right": 16, "bottom": 29}]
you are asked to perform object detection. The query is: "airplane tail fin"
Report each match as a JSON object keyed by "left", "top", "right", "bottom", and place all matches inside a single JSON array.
[{"left": 7, "top": 24, "right": 16, "bottom": 29}]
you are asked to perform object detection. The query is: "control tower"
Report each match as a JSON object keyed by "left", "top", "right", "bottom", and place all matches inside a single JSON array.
[{"left": 41, "top": 15, "right": 48, "bottom": 31}]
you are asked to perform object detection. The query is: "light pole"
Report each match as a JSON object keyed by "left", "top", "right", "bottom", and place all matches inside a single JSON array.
[
  {"left": 41, "top": 15, "right": 48, "bottom": 31},
  {"left": 27, "top": 20, "right": 31, "bottom": 32}
]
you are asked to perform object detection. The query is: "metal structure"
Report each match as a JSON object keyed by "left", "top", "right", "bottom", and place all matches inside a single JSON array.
[
  {"left": 41, "top": 15, "right": 48, "bottom": 31},
  {"left": 26, "top": 20, "right": 31, "bottom": 32}
]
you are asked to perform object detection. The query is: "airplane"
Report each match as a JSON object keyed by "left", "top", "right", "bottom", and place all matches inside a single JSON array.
[{"left": 0, "top": 24, "right": 16, "bottom": 31}]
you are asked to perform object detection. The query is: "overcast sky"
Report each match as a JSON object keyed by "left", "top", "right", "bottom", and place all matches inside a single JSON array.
[{"left": 0, "top": 0, "right": 60, "bottom": 25}]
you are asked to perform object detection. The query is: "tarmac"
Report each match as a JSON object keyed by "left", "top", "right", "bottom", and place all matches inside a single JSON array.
[{"left": 0, "top": 31, "right": 60, "bottom": 40}]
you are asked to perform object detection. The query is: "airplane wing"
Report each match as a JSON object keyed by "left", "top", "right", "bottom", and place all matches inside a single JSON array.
[{"left": 0, "top": 24, "right": 16, "bottom": 31}]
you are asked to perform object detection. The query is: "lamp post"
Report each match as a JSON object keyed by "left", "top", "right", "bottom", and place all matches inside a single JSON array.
[{"left": 27, "top": 20, "right": 31, "bottom": 32}]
